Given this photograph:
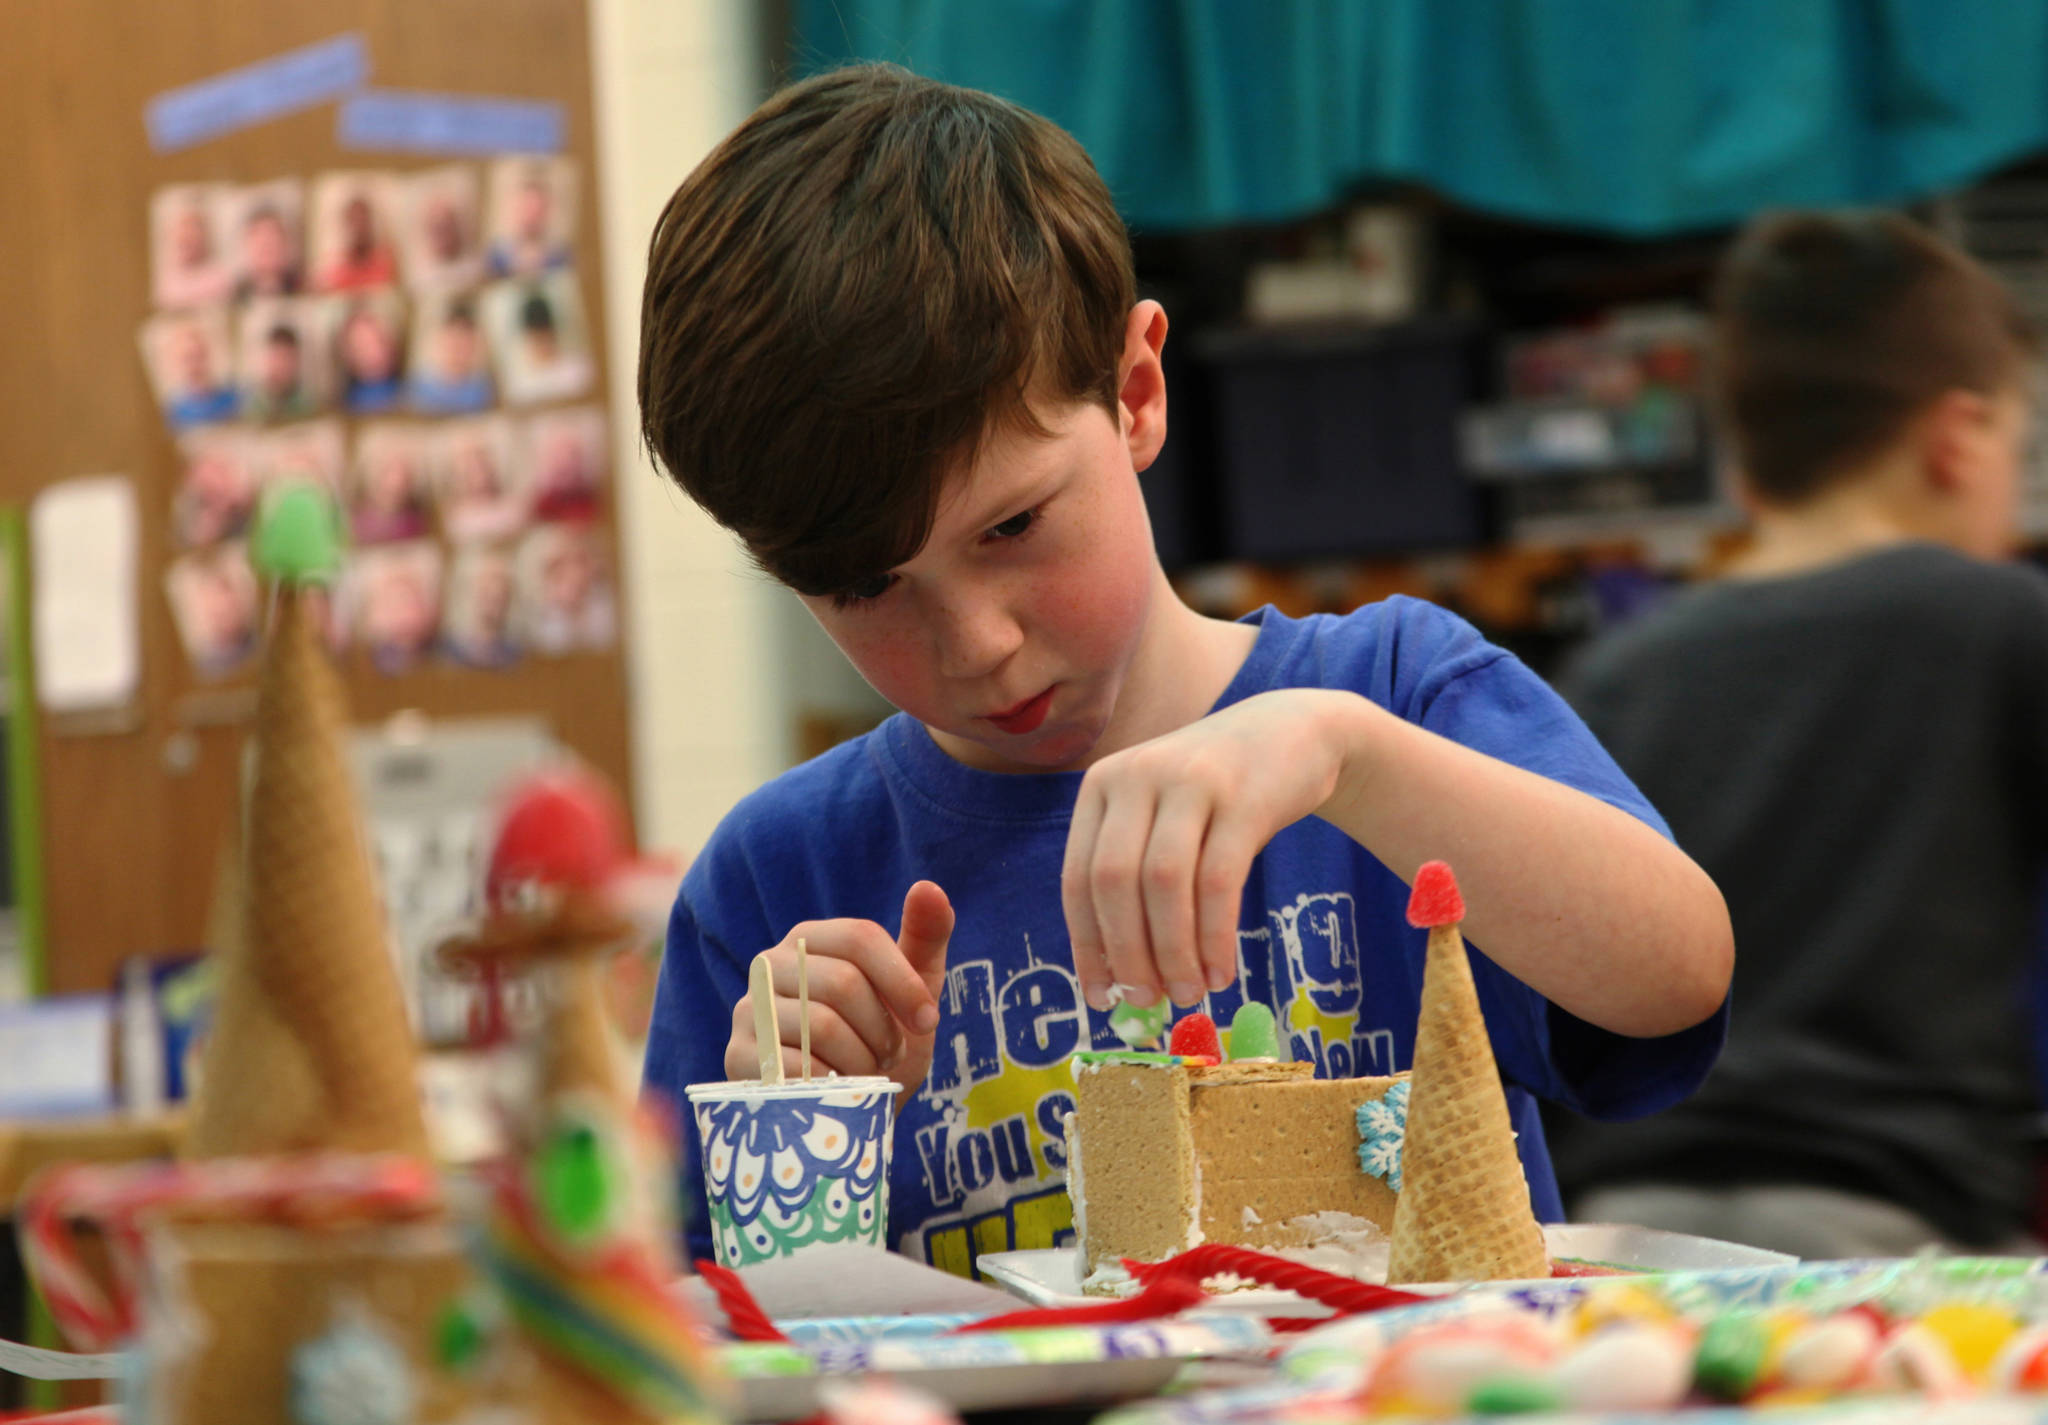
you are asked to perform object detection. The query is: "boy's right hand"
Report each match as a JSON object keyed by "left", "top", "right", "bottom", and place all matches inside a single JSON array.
[{"left": 726, "top": 881, "right": 954, "bottom": 1101}]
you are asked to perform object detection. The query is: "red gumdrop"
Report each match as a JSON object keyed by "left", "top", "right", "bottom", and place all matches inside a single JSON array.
[
  {"left": 1169, "top": 1013, "right": 1222, "bottom": 1061},
  {"left": 1406, "top": 861, "right": 1465, "bottom": 928},
  {"left": 484, "top": 765, "right": 634, "bottom": 908}
]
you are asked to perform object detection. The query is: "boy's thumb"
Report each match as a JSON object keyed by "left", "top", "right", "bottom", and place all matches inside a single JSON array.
[{"left": 898, "top": 880, "right": 954, "bottom": 991}]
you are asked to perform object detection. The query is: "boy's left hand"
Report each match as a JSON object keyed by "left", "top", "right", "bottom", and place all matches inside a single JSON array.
[{"left": 1061, "top": 688, "right": 1367, "bottom": 1012}]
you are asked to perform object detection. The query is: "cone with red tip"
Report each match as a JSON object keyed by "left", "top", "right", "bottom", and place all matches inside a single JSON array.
[{"left": 1386, "top": 861, "right": 1549, "bottom": 1284}]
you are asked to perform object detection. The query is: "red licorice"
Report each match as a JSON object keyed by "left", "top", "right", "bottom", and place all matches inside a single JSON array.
[
  {"left": 948, "top": 1272, "right": 1209, "bottom": 1333},
  {"left": 692, "top": 1258, "right": 791, "bottom": 1343},
  {"left": 1125, "top": 1243, "right": 1431, "bottom": 1315}
]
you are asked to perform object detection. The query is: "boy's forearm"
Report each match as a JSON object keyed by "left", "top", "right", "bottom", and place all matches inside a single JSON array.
[{"left": 1311, "top": 692, "right": 1733, "bottom": 1038}]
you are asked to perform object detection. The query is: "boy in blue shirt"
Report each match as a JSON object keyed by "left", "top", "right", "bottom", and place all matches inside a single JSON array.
[{"left": 637, "top": 65, "right": 1732, "bottom": 1274}]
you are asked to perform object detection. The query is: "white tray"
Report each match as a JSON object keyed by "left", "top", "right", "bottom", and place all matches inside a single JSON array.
[
  {"left": 978, "top": 1223, "right": 1796, "bottom": 1316},
  {"left": 724, "top": 1312, "right": 1271, "bottom": 1421}
]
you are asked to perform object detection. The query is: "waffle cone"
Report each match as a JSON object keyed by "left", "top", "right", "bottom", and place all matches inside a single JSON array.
[
  {"left": 1386, "top": 923, "right": 1548, "bottom": 1284},
  {"left": 186, "top": 587, "right": 427, "bottom": 1160},
  {"left": 543, "top": 949, "right": 627, "bottom": 1105}
]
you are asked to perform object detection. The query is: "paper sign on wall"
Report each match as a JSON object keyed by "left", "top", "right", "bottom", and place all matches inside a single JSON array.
[
  {"left": 338, "top": 89, "right": 565, "bottom": 155},
  {"left": 31, "top": 476, "right": 141, "bottom": 714},
  {"left": 145, "top": 32, "right": 368, "bottom": 152}
]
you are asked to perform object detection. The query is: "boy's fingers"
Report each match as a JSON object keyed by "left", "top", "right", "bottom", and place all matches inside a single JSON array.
[
  {"left": 1062, "top": 782, "right": 1112, "bottom": 1010},
  {"left": 788, "top": 921, "right": 936, "bottom": 1041},
  {"left": 896, "top": 881, "right": 954, "bottom": 1018},
  {"left": 766, "top": 954, "right": 900, "bottom": 1065},
  {"left": 774, "top": 998, "right": 884, "bottom": 1077},
  {"left": 1090, "top": 789, "right": 1161, "bottom": 1003},
  {"left": 1194, "top": 824, "right": 1256, "bottom": 993},
  {"left": 1141, "top": 787, "right": 1208, "bottom": 1005}
]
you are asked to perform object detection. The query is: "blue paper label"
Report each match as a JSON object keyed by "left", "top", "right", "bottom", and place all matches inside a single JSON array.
[
  {"left": 146, "top": 33, "right": 368, "bottom": 152},
  {"left": 337, "top": 90, "right": 565, "bottom": 155}
]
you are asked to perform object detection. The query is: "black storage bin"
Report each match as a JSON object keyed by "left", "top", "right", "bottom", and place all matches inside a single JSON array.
[
  {"left": 1140, "top": 336, "right": 1223, "bottom": 571},
  {"left": 1199, "top": 319, "right": 1483, "bottom": 561}
]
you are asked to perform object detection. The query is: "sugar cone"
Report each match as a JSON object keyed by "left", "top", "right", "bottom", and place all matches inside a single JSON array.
[
  {"left": 542, "top": 947, "right": 627, "bottom": 1106},
  {"left": 1385, "top": 921, "right": 1548, "bottom": 1284},
  {"left": 186, "top": 586, "right": 427, "bottom": 1160}
]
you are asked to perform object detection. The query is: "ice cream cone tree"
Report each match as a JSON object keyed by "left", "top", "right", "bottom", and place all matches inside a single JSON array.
[
  {"left": 186, "top": 481, "right": 429, "bottom": 1162},
  {"left": 437, "top": 763, "right": 673, "bottom": 1107},
  {"left": 1386, "top": 860, "right": 1550, "bottom": 1284},
  {"left": 434, "top": 765, "right": 724, "bottom": 1422}
]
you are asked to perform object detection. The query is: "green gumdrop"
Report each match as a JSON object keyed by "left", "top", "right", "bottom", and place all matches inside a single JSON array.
[
  {"left": 434, "top": 1298, "right": 489, "bottom": 1372},
  {"left": 1468, "top": 1375, "right": 1562, "bottom": 1415},
  {"left": 1228, "top": 1002, "right": 1280, "bottom": 1061},
  {"left": 534, "top": 1121, "right": 615, "bottom": 1243},
  {"left": 251, "top": 480, "right": 344, "bottom": 584},
  {"left": 1693, "top": 1311, "right": 1769, "bottom": 1401},
  {"left": 1108, "top": 994, "right": 1169, "bottom": 1048}
]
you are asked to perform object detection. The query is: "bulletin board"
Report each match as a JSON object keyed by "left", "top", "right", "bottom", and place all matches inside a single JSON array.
[{"left": 0, "top": 0, "right": 633, "bottom": 994}]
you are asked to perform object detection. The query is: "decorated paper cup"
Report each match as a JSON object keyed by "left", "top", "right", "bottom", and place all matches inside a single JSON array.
[{"left": 686, "top": 1076, "right": 898, "bottom": 1267}]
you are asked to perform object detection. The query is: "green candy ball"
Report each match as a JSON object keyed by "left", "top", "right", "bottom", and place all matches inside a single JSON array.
[
  {"left": 1468, "top": 1375, "right": 1563, "bottom": 1414},
  {"left": 433, "top": 1297, "right": 491, "bottom": 1372},
  {"left": 1228, "top": 1001, "right": 1281, "bottom": 1061},
  {"left": 1109, "top": 994, "right": 1169, "bottom": 1048},
  {"left": 251, "top": 480, "right": 344, "bottom": 584},
  {"left": 1693, "top": 1311, "right": 1769, "bottom": 1401},
  {"left": 534, "top": 1121, "right": 616, "bottom": 1243}
]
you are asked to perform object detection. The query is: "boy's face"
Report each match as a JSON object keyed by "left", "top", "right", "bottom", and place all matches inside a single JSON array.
[
  {"left": 173, "top": 206, "right": 213, "bottom": 267},
  {"left": 344, "top": 311, "right": 397, "bottom": 380},
  {"left": 260, "top": 335, "right": 301, "bottom": 396},
  {"left": 797, "top": 304, "right": 1168, "bottom": 774},
  {"left": 425, "top": 196, "right": 466, "bottom": 261},
  {"left": 245, "top": 214, "right": 290, "bottom": 280},
  {"left": 436, "top": 317, "right": 480, "bottom": 377},
  {"left": 171, "top": 324, "right": 214, "bottom": 391}
]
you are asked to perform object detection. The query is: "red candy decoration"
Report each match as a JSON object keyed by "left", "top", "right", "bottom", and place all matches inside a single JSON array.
[
  {"left": 1125, "top": 1244, "right": 1429, "bottom": 1315},
  {"left": 1405, "top": 860, "right": 1465, "bottom": 928},
  {"left": 692, "top": 1258, "right": 790, "bottom": 1343},
  {"left": 485, "top": 766, "right": 638, "bottom": 909},
  {"left": 948, "top": 1272, "right": 1207, "bottom": 1333},
  {"left": 1169, "top": 1013, "right": 1222, "bottom": 1061}
]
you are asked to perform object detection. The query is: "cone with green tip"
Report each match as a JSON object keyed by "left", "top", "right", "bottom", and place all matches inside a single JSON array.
[{"left": 187, "top": 485, "right": 426, "bottom": 1160}]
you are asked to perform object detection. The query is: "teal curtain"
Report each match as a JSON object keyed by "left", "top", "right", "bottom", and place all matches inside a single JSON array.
[{"left": 791, "top": 0, "right": 2048, "bottom": 235}]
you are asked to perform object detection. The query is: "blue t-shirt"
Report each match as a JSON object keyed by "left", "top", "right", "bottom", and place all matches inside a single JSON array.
[{"left": 644, "top": 600, "right": 1728, "bottom": 1275}]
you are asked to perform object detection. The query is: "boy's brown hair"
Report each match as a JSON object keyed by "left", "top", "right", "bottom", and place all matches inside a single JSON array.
[
  {"left": 638, "top": 65, "right": 1135, "bottom": 596},
  {"left": 1713, "top": 209, "right": 2037, "bottom": 503}
]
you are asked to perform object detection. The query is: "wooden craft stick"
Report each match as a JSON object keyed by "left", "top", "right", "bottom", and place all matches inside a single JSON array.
[
  {"left": 797, "top": 936, "right": 811, "bottom": 1083},
  {"left": 749, "top": 952, "right": 783, "bottom": 1084}
]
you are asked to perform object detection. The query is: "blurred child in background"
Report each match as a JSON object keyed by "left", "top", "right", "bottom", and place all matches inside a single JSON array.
[{"left": 1551, "top": 210, "right": 2048, "bottom": 1258}]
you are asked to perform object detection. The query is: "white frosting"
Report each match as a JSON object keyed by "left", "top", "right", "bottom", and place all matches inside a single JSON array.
[
  {"left": 1080, "top": 1261, "right": 1141, "bottom": 1296},
  {"left": 1061, "top": 1110, "right": 1085, "bottom": 1252},
  {"left": 1241, "top": 1204, "right": 1263, "bottom": 1228},
  {"left": 1269, "top": 1210, "right": 1393, "bottom": 1282}
]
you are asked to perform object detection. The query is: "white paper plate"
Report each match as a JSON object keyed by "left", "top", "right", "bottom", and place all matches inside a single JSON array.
[
  {"left": 978, "top": 1223, "right": 1796, "bottom": 1315},
  {"left": 724, "top": 1313, "right": 1271, "bottom": 1421}
]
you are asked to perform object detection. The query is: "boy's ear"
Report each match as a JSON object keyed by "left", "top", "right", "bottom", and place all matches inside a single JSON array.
[
  {"left": 1118, "top": 300, "right": 1170, "bottom": 473},
  {"left": 1921, "top": 388, "right": 1993, "bottom": 494}
]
